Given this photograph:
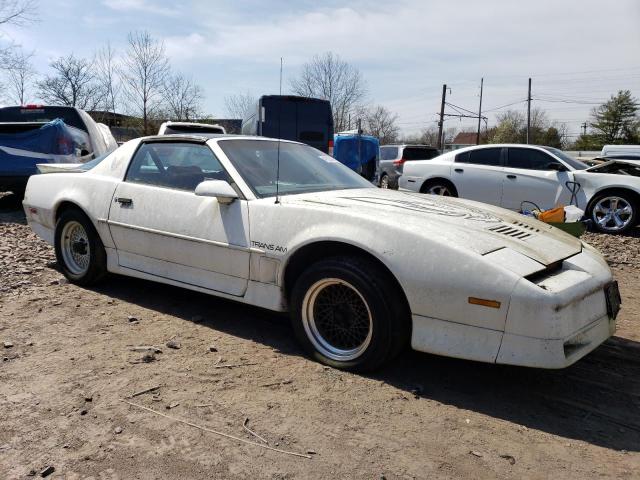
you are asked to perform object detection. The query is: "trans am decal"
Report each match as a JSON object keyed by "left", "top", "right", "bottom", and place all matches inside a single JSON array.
[
  {"left": 251, "top": 241, "right": 288, "bottom": 253},
  {"left": 343, "top": 194, "right": 502, "bottom": 223}
]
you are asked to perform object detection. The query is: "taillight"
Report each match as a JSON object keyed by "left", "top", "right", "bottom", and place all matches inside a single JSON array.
[
  {"left": 23, "top": 104, "right": 44, "bottom": 109},
  {"left": 393, "top": 158, "right": 406, "bottom": 166},
  {"left": 328, "top": 139, "right": 334, "bottom": 157}
]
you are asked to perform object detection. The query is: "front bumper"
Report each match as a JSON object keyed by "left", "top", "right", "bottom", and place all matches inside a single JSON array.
[
  {"left": 496, "top": 312, "right": 615, "bottom": 368},
  {"left": 410, "top": 248, "right": 617, "bottom": 369}
]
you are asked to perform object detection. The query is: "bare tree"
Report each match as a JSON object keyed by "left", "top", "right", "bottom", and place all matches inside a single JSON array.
[
  {"left": 163, "top": 73, "right": 204, "bottom": 121},
  {"left": 120, "top": 31, "right": 170, "bottom": 134},
  {"left": 224, "top": 91, "right": 255, "bottom": 119},
  {"left": 95, "top": 42, "right": 120, "bottom": 120},
  {"left": 362, "top": 105, "right": 399, "bottom": 144},
  {"left": 4, "top": 48, "right": 34, "bottom": 104},
  {"left": 36, "top": 54, "right": 104, "bottom": 110},
  {"left": 0, "top": 0, "right": 35, "bottom": 25},
  {"left": 0, "top": 0, "right": 36, "bottom": 66},
  {"left": 290, "top": 52, "right": 366, "bottom": 132}
]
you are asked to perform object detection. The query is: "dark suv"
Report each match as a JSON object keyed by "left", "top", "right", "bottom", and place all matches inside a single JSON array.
[{"left": 378, "top": 145, "right": 440, "bottom": 189}]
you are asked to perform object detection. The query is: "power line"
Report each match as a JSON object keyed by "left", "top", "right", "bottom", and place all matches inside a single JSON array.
[
  {"left": 445, "top": 101, "right": 478, "bottom": 116},
  {"left": 482, "top": 99, "right": 527, "bottom": 113}
]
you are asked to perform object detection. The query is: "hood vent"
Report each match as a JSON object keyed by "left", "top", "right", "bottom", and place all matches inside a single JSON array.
[{"left": 487, "top": 223, "right": 536, "bottom": 240}]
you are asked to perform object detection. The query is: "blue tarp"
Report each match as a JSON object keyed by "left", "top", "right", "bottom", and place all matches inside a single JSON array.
[
  {"left": 333, "top": 134, "right": 379, "bottom": 181},
  {"left": 0, "top": 119, "right": 76, "bottom": 177}
]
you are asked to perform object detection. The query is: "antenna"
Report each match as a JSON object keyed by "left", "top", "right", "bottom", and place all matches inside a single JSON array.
[{"left": 275, "top": 57, "right": 283, "bottom": 204}]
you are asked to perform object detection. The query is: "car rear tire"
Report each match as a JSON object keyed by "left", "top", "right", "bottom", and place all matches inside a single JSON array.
[
  {"left": 290, "top": 256, "right": 409, "bottom": 372},
  {"left": 588, "top": 191, "right": 638, "bottom": 234},
  {"left": 55, "top": 209, "right": 107, "bottom": 285},
  {"left": 420, "top": 179, "right": 457, "bottom": 197},
  {"left": 380, "top": 174, "right": 390, "bottom": 189}
]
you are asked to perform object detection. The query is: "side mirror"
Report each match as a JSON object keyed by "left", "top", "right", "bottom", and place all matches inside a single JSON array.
[
  {"left": 195, "top": 180, "right": 238, "bottom": 205},
  {"left": 547, "top": 162, "right": 567, "bottom": 172}
]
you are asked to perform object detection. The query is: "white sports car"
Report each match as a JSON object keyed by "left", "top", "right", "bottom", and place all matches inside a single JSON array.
[
  {"left": 398, "top": 144, "right": 640, "bottom": 234},
  {"left": 23, "top": 135, "right": 621, "bottom": 371}
]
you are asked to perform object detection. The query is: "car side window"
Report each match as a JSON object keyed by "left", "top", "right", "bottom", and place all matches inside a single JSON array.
[
  {"left": 380, "top": 147, "right": 398, "bottom": 160},
  {"left": 507, "top": 148, "right": 558, "bottom": 170},
  {"left": 456, "top": 148, "right": 501, "bottom": 166},
  {"left": 125, "top": 142, "right": 230, "bottom": 191}
]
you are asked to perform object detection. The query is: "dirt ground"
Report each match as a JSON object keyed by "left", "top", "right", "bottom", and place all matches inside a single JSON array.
[{"left": 1, "top": 192, "right": 639, "bottom": 480}]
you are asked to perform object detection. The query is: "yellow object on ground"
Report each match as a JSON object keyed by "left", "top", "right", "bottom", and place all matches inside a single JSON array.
[{"left": 538, "top": 207, "right": 565, "bottom": 223}]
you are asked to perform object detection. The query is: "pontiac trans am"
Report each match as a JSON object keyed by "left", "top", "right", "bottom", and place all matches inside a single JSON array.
[{"left": 22, "top": 135, "right": 621, "bottom": 371}]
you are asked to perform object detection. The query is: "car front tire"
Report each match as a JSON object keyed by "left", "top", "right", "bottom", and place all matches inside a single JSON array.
[
  {"left": 290, "top": 256, "right": 409, "bottom": 372},
  {"left": 588, "top": 191, "right": 638, "bottom": 234},
  {"left": 54, "top": 209, "right": 107, "bottom": 285}
]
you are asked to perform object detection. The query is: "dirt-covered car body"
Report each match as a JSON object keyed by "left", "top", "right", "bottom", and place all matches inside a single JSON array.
[{"left": 23, "top": 136, "right": 619, "bottom": 369}]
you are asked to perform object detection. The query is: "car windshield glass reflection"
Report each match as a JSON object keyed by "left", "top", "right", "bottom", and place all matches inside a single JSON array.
[{"left": 218, "top": 140, "right": 373, "bottom": 198}]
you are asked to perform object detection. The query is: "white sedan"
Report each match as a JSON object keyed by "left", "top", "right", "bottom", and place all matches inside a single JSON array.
[
  {"left": 399, "top": 144, "right": 640, "bottom": 234},
  {"left": 23, "top": 136, "right": 620, "bottom": 371}
]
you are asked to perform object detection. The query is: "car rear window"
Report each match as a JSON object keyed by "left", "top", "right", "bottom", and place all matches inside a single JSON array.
[
  {"left": 164, "top": 125, "right": 225, "bottom": 135},
  {"left": 0, "top": 106, "right": 85, "bottom": 132},
  {"left": 402, "top": 147, "right": 439, "bottom": 161}
]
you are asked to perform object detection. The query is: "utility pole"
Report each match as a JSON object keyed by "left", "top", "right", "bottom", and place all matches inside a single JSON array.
[
  {"left": 526, "top": 77, "right": 532, "bottom": 144},
  {"left": 476, "top": 77, "right": 484, "bottom": 145},
  {"left": 357, "top": 118, "right": 362, "bottom": 175},
  {"left": 437, "top": 84, "right": 447, "bottom": 150},
  {"left": 581, "top": 122, "right": 588, "bottom": 136}
]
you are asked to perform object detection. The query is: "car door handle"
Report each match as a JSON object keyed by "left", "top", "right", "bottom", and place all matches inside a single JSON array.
[
  {"left": 454, "top": 168, "right": 464, "bottom": 173},
  {"left": 506, "top": 174, "right": 517, "bottom": 179},
  {"left": 115, "top": 197, "right": 133, "bottom": 206}
]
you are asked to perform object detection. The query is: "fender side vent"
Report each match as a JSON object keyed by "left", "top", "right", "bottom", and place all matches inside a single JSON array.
[
  {"left": 488, "top": 224, "right": 533, "bottom": 240},
  {"left": 512, "top": 221, "right": 541, "bottom": 232}
]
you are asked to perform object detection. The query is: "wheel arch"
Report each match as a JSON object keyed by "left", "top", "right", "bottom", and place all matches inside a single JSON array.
[
  {"left": 53, "top": 199, "right": 111, "bottom": 245},
  {"left": 282, "top": 240, "right": 411, "bottom": 325},
  {"left": 587, "top": 187, "right": 640, "bottom": 211},
  {"left": 420, "top": 177, "right": 458, "bottom": 195},
  {"left": 55, "top": 200, "right": 89, "bottom": 221}
]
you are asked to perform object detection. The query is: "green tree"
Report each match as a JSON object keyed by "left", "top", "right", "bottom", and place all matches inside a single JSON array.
[
  {"left": 487, "top": 108, "right": 568, "bottom": 147},
  {"left": 589, "top": 90, "right": 639, "bottom": 144}
]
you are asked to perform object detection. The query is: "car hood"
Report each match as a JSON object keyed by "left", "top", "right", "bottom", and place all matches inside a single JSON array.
[
  {"left": 281, "top": 188, "right": 582, "bottom": 267},
  {"left": 583, "top": 159, "right": 640, "bottom": 175}
]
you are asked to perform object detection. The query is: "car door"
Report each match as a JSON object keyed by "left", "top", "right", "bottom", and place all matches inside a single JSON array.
[
  {"left": 501, "top": 147, "right": 572, "bottom": 211},
  {"left": 107, "top": 140, "right": 250, "bottom": 296},
  {"left": 451, "top": 147, "right": 504, "bottom": 205}
]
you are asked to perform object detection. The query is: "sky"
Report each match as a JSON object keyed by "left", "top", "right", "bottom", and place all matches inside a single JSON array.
[{"left": 2, "top": 0, "right": 640, "bottom": 139}]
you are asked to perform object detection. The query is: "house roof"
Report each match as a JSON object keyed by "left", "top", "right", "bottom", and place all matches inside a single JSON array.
[{"left": 452, "top": 132, "right": 477, "bottom": 145}]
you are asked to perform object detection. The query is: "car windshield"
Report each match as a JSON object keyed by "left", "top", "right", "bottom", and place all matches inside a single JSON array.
[
  {"left": 541, "top": 147, "right": 589, "bottom": 170},
  {"left": 218, "top": 139, "right": 373, "bottom": 198}
]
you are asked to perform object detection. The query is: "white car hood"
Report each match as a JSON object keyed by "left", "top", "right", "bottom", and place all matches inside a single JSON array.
[{"left": 281, "top": 188, "right": 582, "bottom": 267}]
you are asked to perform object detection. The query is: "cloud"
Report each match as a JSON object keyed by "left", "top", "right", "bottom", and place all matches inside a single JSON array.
[
  {"left": 159, "top": 0, "right": 639, "bottom": 134},
  {"left": 102, "top": 0, "right": 180, "bottom": 16}
]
